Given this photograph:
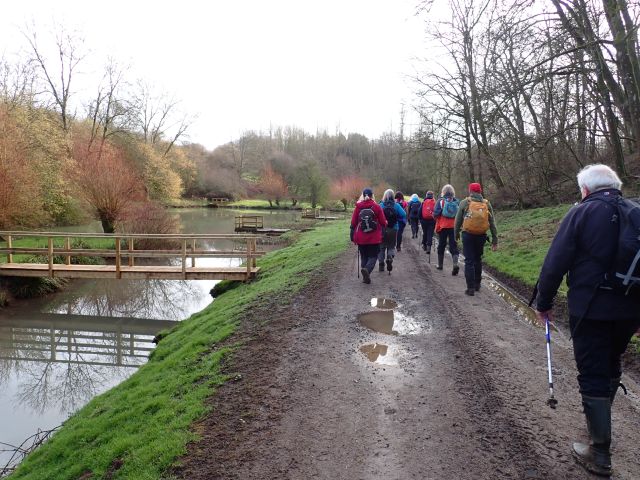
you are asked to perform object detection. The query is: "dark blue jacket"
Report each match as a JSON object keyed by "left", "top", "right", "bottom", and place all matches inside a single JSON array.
[{"left": 536, "top": 188, "right": 640, "bottom": 320}]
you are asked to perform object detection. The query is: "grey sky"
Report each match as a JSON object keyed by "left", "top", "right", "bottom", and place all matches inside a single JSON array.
[{"left": 1, "top": 0, "right": 427, "bottom": 149}]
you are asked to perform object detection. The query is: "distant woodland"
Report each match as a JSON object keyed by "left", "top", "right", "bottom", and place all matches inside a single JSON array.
[{"left": 1, "top": 0, "right": 639, "bottom": 232}]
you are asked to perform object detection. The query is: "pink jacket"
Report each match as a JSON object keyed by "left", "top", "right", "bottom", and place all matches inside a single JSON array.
[{"left": 351, "top": 199, "right": 387, "bottom": 245}]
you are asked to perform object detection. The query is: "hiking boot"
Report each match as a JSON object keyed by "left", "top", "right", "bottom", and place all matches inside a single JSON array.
[
  {"left": 436, "top": 253, "right": 444, "bottom": 270},
  {"left": 465, "top": 288, "right": 475, "bottom": 296},
  {"left": 397, "top": 246, "right": 402, "bottom": 252},
  {"left": 474, "top": 284, "right": 481, "bottom": 292},
  {"left": 422, "top": 243, "right": 427, "bottom": 251},
  {"left": 379, "top": 262, "right": 385, "bottom": 272},
  {"left": 572, "top": 396, "right": 612, "bottom": 477},
  {"left": 452, "top": 255, "right": 460, "bottom": 276},
  {"left": 386, "top": 258, "right": 393, "bottom": 272},
  {"left": 361, "top": 268, "right": 371, "bottom": 284}
]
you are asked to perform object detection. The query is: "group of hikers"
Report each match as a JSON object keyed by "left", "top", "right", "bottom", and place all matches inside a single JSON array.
[
  {"left": 349, "top": 165, "right": 640, "bottom": 477},
  {"left": 349, "top": 182, "right": 498, "bottom": 296}
]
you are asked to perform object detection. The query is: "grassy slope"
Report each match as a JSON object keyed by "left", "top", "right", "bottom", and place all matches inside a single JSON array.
[
  {"left": 483, "top": 204, "right": 572, "bottom": 292},
  {"left": 10, "top": 221, "right": 350, "bottom": 480}
]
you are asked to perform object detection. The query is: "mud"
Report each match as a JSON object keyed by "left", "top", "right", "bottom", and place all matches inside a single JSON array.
[{"left": 174, "top": 236, "right": 640, "bottom": 480}]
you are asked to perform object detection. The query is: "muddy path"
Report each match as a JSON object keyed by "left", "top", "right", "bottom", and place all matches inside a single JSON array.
[{"left": 174, "top": 236, "right": 640, "bottom": 480}]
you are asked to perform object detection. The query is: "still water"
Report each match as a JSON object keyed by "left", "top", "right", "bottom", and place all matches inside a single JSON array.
[{"left": 0, "top": 208, "right": 300, "bottom": 469}]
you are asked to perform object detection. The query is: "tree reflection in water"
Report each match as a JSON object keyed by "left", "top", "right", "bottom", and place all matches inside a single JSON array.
[{"left": 0, "top": 278, "right": 194, "bottom": 414}]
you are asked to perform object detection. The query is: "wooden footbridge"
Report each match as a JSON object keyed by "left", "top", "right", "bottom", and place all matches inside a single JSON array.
[{"left": 0, "top": 232, "right": 263, "bottom": 281}]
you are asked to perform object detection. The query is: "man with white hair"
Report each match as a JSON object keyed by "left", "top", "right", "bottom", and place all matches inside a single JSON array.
[{"left": 535, "top": 164, "right": 640, "bottom": 477}]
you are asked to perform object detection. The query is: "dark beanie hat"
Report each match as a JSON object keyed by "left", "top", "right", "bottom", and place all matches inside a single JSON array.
[
  {"left": 426, "top": 191, "right": 434, "bottom": 199},
  {"left": 363, "top": 187, "right": 373, "bottom": 197},
  {"left": 469, "top": 183, "right": 482, "bottom": 193}
]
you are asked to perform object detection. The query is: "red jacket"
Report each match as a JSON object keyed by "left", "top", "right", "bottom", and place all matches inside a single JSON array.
[{"left": 351, "top": 199, "right": 387, "bottom": 245}]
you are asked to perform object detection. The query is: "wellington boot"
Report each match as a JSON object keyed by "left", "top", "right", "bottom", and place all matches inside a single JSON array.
[
  {"left": 572, "top": 396, "right": 612, "bottom": 477},
  {"left": 452, "top": 254, "right": 460, "bottom": 276},
  {"left": 436, "top": 253, "right": 444, "bottom": 270}
]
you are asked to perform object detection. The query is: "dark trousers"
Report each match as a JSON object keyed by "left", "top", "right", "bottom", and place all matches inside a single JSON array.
[
  {"left": 396, "top": 222, "right": 406, "bottom": 249},
  {"left": 409, "top": 218, "right": 420, "bottom": 237},
  {"left": 462, "top": 232, "right": 486, "bottom": 289},
  {"left": 358, "top": 244, "right": 380, "bottom": 273},
  {"left": 420, "top": 219, "right": 436, "bottom": 249},
  {"left": 437, "top": 228, "right": 459, "bottom": 256},
  {"left": 570, "top": 316, "right": 640, "bottom": 397}
]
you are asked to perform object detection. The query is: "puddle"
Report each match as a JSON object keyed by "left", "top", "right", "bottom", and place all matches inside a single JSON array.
[
  {"left": 486, "top": 279, "right": 558, "bottom": 332},
  {"left": 360, "top": 343, "right": 399, "bottom": 366},
  {"left": 358, "top": 310, "right": 422, "bottom": 335},
  {"left": 370, "top": 297, "right": 398, "bottom": 309}
]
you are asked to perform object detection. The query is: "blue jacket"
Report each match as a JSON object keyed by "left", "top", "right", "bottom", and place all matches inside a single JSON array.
[
  {"left": 536, "top": 188, "right": 640, "bottom": 320},
  {"left": 380, "top": 200, "right": 407, "bottom": 231}
]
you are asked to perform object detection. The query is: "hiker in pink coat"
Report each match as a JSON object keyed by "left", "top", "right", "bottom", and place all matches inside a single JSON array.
[{"left": 350, "top": 188, "right": 387, "bottom": 284}]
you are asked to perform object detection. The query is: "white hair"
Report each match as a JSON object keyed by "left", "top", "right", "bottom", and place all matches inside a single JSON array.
[
  {"left": 577, "top": 164, "right": 622, "bottom": 192},
  {"left": 441, "top": 184, "right": 455, "bottom": 197},
  {"left": 382, "top": 189, "right": 395, "bottom": 202}
]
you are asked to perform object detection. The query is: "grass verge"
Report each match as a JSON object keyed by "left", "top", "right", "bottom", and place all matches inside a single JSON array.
[
  {"left": 483, "top": 204, "right": 572, "bottom": 293},
  {"left": 9, "top": 220, "right": 349, "bottom": 480}
]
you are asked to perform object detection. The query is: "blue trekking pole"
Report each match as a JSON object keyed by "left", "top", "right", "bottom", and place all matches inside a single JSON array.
[{"left": 545, "top": 315, "right": 558, "bottom": 409}]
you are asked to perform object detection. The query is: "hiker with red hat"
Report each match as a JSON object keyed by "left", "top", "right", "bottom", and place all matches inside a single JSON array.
[{"left": 454, "top": 182, "right": 498, "bottom": 296}]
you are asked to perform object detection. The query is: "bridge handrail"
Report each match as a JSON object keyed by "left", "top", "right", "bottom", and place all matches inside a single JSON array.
[
  {"left": 0, "top": 231, "right": 263, "bottom": 280},
  {"left": 0, "top": 231, "right": 260, "bottom": 239}
]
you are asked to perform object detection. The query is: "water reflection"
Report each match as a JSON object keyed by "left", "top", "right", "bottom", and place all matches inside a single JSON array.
[{"left": 0, "top": 314, "right": 177, "bottom": 414}]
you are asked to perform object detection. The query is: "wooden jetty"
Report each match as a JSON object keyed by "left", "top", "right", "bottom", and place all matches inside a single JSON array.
[
  {"left": 302, "top": 208, "right": 339, "bottom": 220},
  {"left": 0, "top": 231, "right": 263, "bottom": 281},
  {"left": 234, "top": 216, "right": 290, "bottom": 236}
]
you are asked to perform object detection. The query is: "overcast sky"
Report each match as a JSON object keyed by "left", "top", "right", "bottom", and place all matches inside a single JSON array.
[{"left": 0, "top": 0, "right": 428, "bottom": 149}]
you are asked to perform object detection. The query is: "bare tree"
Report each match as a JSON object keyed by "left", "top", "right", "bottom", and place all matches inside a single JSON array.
[{"left": 23, "top": 24, "right": 85, "bottom": 133}]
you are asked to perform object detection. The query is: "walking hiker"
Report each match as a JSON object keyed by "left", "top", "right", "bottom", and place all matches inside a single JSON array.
[
  {"left": 408, "top": 194, "right": 421, "bottom": 239},
  {"left": 420, "top": 191, "right": 436, "bottom": 257},
  {"left": 350, "top": 188, "right": 387, "bottom": 284},
  {"left": 534, "top": 164, "right": 640, "bottom": 477},
  {"left": 433, "top": 184, "right": 460, "bottom": 274},
  {"left": 455, "top": 183, "right": 498, "bottom": 295},
  {"left": 395, "top": 192, "right": 408, "bottom": 252},
  {"left": 378, "top": 189, "right": 407, "bottom": 273}
]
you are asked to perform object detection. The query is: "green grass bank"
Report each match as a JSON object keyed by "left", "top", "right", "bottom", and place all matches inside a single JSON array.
[
  {"left": 10, "top": 221, "right": 350, "bottom": 480},
  {"left": 483, "top": 204, "right": 572, "bottom": 293}
]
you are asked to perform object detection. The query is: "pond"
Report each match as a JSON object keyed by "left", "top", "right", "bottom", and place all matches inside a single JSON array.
[{"left": 0, "top": 207, "right": 302, "bottom": 471}]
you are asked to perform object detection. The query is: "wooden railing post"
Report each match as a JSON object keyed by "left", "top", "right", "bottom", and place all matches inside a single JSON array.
[
  {"left": 181, "top": 239, "right": 187, "bottom": 279},
  {"left": 128, "top": 238, "right": 134, "bottom": 267},
  {"left": 252, "top": 237, "right": 257, "bottom": 267},
  {"left": 191, "top": 238, "right": 196, "bottom": 267},
  {"left": 115, "top": 237, "right": 121, "bottom": 279},
  {"left": 246, "top": 237, "right": 252, "bottom": 280},
  {"left": 65, "top": 237, "right": 71, "bottom": 265},
  {"left": 7, "top": 234, "right": 12, "bottom": 264},
  {"left": 48, "top": 237, "right": 53, "bottom": 277}
]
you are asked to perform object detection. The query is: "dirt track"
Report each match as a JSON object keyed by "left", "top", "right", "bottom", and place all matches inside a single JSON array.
[{"left": 174, "top": 236, "right": 640, "bottom": 479}]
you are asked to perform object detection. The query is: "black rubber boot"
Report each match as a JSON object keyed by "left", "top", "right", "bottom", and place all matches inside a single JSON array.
[
  {"left": 386, "top": 258, "right": 393, "bottom": 273},
  {"left": 572, "top": 396, "right": 612, "bottom": 477},
  {"left": 436, "top": 253, "right": 444, "bottom": 270},
  {"left": 379, "top": 262, "right": 385, "bottom": 272},
  {"left": 451, "top": 254, "right": 460, "bottom": 276}
]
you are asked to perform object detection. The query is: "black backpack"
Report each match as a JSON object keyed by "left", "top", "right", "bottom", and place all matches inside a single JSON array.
[
  {"left": 382, "top": 201, "right": 397, "bottom": 228},
  {"left": 600, "top": 197, "right": 640, "bottom": 298},
  {"left": 359, "top": 208, "right": 378, "bottom": 233},
  {"left": 409, "top": 201, "right": 421, "bottom": 219}
]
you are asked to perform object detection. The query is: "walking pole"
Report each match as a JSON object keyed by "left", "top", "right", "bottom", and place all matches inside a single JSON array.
[
  {"left": 544, "top": 315, "right": 558, "bottom": 409},
  {"left": 356, "top": 246, "right": 360, "bottom": 279}
]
